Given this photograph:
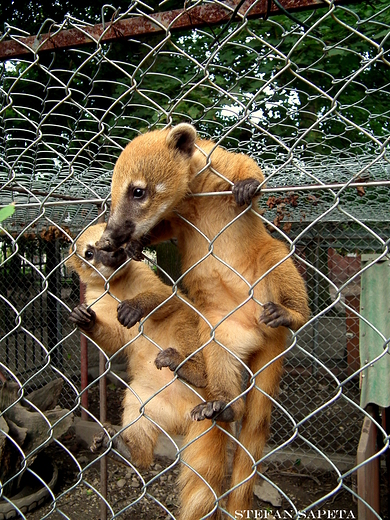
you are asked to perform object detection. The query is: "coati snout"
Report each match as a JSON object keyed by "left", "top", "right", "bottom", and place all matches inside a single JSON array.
[
  {"left": 95, "top": 219, "right": 136, "bottom": 252},
  {"left": 68, "top": 223, "right": 129, "bottom": 273},
  {"left": 95, "top": 123, "right": 198, "bottom": 252}
]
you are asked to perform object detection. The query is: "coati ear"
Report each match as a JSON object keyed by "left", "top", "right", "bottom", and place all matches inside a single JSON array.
[{"left": 166, "top": 123, "right": 197, "bottom": 157}]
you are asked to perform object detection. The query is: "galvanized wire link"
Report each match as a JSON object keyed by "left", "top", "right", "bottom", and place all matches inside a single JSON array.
[{"left": 1, "top": 1, "right": 390, "bottom": 519}]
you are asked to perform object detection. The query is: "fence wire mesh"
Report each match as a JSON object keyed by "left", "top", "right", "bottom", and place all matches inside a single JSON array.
[{"left": 0, "top": 0, "right": 390, "bottom": 519}]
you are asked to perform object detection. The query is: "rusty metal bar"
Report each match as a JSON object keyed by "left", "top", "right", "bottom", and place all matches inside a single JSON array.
[
  {"left": 79, "top": 281, "right": 89, "bottom": 421},
  {"left": 0, "top": 0, "right": 349, "bottom": 61},
  {"left": 2, "top": 179, "right": 389, "bottom": 211},
  {"left": 0, "top": 185, "right": 92, "bottom": 203},
  {"left": 99, "top": 350, "right": 108, "bottom": 520},
  {"left": 97, "top": 208, "right": 108, "bottom": 520},
  {"left": 189, "top": 179, "right": 390, "bottom": 196}
]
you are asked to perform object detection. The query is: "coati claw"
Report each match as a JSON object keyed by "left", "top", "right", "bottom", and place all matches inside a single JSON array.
[
  {"left": 155, "top": 348, "right": 208, "bottom": 388},
  {"left": 90, "top": 425, "right": 118, "bottom": 453},
  {"left": 117, "top": 300, "right": 143, "bottom": 328},
  {"left": 259, "top": 301, "right": 292, "bottom": 328},
  {"left": 155, "top": 347, "right": 182, "bottom": 371},
  {"left": 190, "top": 400, "right": 234, "bottom": 422},
  {"left": 125, "top": 240, "right": 145, "bottom": 261},
  {"left": 69, "top": 304, "right": 96, "bottom": 331},
  {"left": 90, "top": 425, "right": 133, "bottom": 462},
  {"left": 232, "top": 178, "right": 261, "bottom": 206}
]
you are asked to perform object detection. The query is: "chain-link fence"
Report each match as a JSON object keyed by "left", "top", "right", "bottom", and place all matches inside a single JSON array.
[{"left": 0, "top": 1, "right": 389, "bottom": 519}]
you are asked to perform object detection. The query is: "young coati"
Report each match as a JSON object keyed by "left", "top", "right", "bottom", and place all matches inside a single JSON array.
[
  {"left": 96, "top": 124, "right": 310, "bottom": 518},
  {"left": 67, "top": 222, "right": 214, "bottom": 470}
]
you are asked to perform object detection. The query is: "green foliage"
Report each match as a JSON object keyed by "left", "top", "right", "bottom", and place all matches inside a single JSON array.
[
  {"left": 1, "top": 1, "right": 389, "bottom": 177},
  {"left": 0, "top": 204, "right": 15, "bottom": 223}
]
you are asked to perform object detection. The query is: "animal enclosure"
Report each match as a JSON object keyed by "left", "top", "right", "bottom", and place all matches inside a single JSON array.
[{"left": 0, "top": 1, "right": 389, "bottom": 519}]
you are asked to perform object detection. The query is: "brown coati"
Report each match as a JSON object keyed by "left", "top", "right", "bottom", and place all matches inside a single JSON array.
[
  {"left": 66, "top": 222, "right": 223, "bottom": 472},
  {"left": 95, "top": 124, "right": 310, "bottom": 518}
]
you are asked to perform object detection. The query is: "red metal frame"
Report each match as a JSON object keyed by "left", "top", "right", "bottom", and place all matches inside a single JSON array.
[
  {"left": 79, "top": 281, "right": 89, "bottom": 421},
  {"left": 0, "top": 0, "right": 349, "bottom": 61}
]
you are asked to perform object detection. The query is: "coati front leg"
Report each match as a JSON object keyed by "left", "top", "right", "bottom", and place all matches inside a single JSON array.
[
  {"left": 189, "top": 328, "right": 247, "bottom": 423},
  {"left": 155, "top": 347, "right": 207, "bottom": 388},
  {"left": 260, "top": 301, "right": 305, "bottom": 329},
  {"left": 69, "top": 303, "right": 96, "bottom": 331},
  {"left": 124, "top": 237, "right": 148, "bottom": 261},
  {"left": 117, "top": 290, "right": 174, "bottom": 328},
  {"left": 232, "top": 178, "right": 261, "bottom": 206}
]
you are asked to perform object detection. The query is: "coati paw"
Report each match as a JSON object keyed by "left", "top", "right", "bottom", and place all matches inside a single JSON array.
[
  {"left": 259, "top": 301, "right": 292, "bottom": 328},
  {"left": 190, "top": 400, "right": 234, "bottom": 422},
  {"left": 155, "top": 348, "right": 208, "bottom": 388},
  {"left": 117, "top": 300, "right": 143, "bottom": 328},
  {"left": 90, "top": 425, "right": 134, "bottom": 462},
  {"left": 125, "top": 240, "right": 145, "bottom": 261},
  {"left": 155, "top": 348, "right": 182, "bottom": 371},
  {"left": 69, "top": 304, "right": 96, "bottom": 331},
  {"left": 232, "top": 178, "right": 261, "bottom": 206},
  {"left": 90, "top": 425, "right": 117, "bottom": 453}
]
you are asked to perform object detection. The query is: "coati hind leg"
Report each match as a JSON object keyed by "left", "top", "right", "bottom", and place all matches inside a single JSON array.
[
  {"left": 120, "top": 366, "right": 205, "bottom": 470},
  {"left": 190, "top": 339, "right": 246, "bottom": 423},
  {"left": 189, "top": 318, "right": 261, "bottom": 423},
  {"left": 120, "top": 387, "right": 162, "bottom": 469},
  {"left": 226, "top": 339, "right": 285, "bottom": 514}
]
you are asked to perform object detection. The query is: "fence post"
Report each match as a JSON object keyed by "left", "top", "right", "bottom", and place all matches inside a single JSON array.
[
  {"left": 80, "top": 281, "right": 89, "bottom": 421},
  {"left": 100, "top": 351, "right": 107, "bottom": 520},
  {"left": 357, "top": 413, "right": 380, "bottom": 520},
  {"left": 46, "top": 238, "right": 63, "bottom": 370},
  {"left": 98, "top": 209, "right": 107, "bottom": 520},
  {"left": 345, "top": 293, "right": 360, "bottom": 377}
]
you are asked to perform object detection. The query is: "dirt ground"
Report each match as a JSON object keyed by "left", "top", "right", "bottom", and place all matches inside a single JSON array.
[
  {"left": 24, "top": 439, "right": 389, "bottom": 520},
  {"left": 21, "top": 383, "right": 388, "bottom": 520}
]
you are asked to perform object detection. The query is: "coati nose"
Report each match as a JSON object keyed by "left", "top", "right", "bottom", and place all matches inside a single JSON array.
[
  {"left": 95, "top": 219, "right": 135, "bottom": 251},
  {"left": 95, "top": 237, "right": 115, "bottom": 251}
]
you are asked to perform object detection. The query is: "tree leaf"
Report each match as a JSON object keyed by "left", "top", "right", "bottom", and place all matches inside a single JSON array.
[{"left": 0, "top": 204, "right": 15, "bottom": 223}]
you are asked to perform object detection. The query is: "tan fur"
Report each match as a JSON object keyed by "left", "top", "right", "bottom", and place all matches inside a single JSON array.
[
  {"left": 98, "top": 125, "right": 310, "bottom": 518},
  {"left": 68, "top": 224, "right": 227, "bottom": 518}
]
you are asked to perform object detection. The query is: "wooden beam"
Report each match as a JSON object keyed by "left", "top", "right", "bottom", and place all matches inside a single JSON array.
[{"left": 357, "top": 415, "right": 380, "bottom": 520}]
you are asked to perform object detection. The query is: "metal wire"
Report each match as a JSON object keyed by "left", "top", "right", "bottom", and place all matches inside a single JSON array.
[{"left": 0, "top": 1, "right": 390, "bottom": 519}]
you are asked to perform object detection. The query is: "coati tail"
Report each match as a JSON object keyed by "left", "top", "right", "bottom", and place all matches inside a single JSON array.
[
  {"left": 179, "top": 420, "right": 231, "bottom": 520},
  {"left": 227, "top": 347, "right": 284, "bottom": 514}
]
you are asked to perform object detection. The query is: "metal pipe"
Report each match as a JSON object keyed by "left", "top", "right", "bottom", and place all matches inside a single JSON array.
[
  {"left": 99, "top": 351, "right": 107, "bottom": 520},
  {"left": 98, "top": 208, "right": 108, "bottom": 520},
  {"left": 2, "top": 179, "right": 390, "bottom": 209},
  {"left": 188, "top": 179, "right": 390, "bottom": 197},
  {"left": 0, "top": 0, "right": 351, "bottom": 61},
  {"left": 312, "top": 238, "right": 320, "bottom": 377},
  {"left": 79, "top": 281, "right": 89, "bottom": 421}
]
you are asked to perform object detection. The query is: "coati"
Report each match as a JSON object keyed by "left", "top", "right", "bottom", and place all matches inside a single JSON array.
[
  {"left": 95, "top": 124, "right": 310, "bottom": 518},
  {"left": 67, "top": 222, "right": 213, "bottom": 470}
]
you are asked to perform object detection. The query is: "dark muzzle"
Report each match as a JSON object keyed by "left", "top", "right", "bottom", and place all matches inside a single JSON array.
[{"left": 95, "top": 219, "right": 136, "bottom": 251}]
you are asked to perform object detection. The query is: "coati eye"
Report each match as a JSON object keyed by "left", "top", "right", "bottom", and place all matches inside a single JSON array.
[
  {"left": 132, "top": 187, "right": 146, "bottom": 200},
  {"left": 84, "top": 249, "right": 94, "bottom": 260}
]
